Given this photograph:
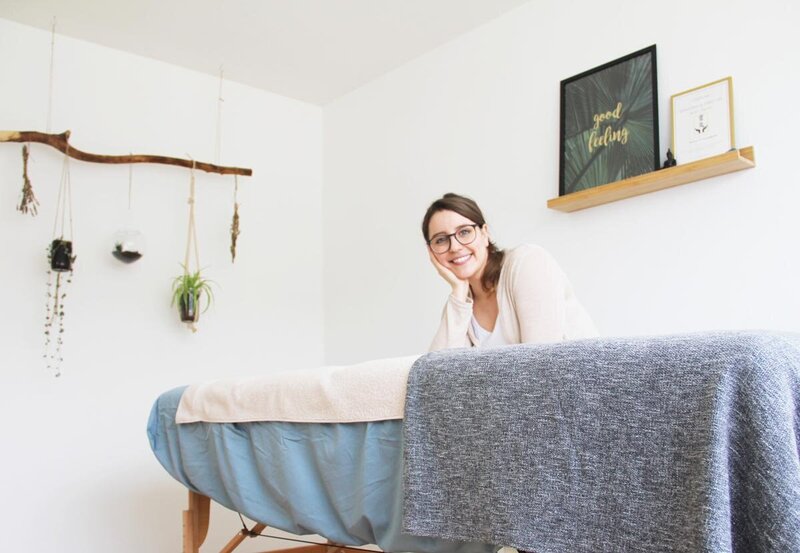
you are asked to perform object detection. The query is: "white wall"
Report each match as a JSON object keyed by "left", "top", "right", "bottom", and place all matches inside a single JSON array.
[
  {"left": 323, "top": 0, "right": 800, "bottom": 364},
  {"left": 0, "top": 19, "right": 323, "bottom": 552},
  {"left": 4, "top": 1, "right": 800, "bottom": 550}
]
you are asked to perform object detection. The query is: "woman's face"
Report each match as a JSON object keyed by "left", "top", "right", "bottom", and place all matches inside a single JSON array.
[{"left": 427, "top": 209, "right": 490, "bottom": 282}]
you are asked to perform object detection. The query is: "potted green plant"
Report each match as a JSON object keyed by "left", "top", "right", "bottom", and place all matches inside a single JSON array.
[{"left": 171, "top": 266, "right": 215, "bottom": 324}]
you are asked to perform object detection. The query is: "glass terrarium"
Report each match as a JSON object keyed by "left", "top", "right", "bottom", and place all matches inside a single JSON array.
[{"left": 112, "top": 229, "right": 145, "bottom": 263}]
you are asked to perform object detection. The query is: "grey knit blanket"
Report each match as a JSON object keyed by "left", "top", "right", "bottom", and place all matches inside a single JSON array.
[{"left": 402, "top": 332, "right": 800, "bottom": 552}]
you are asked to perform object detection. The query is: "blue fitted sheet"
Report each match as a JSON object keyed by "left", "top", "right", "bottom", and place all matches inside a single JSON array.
[{"left": 147, "top": 386, "right": 497, "bottom": 553}]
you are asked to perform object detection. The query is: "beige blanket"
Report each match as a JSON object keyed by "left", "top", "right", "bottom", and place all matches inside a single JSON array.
[{"left": 175, "top": 354, "right": 421, "bottom": 424}]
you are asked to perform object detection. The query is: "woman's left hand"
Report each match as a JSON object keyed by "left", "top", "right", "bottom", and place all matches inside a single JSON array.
[{"left": 428, "top": 249, "right": 469, "bottom": 301}]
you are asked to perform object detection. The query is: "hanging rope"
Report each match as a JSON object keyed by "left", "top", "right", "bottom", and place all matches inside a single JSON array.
[
  {"left": 127, "top": 153, "right": 134, "bottom": 211},
  {"left": 46, "top": 18, "right": 56, "bottom": 134},
  {"left": 180, "top": 160, "right": 202, "bottom": 332},
  {"left": 183, "top": 160, "right": 201, "bottom": 273},
  {"left": 214, "top": 66, "right": 224, "bottom": 166},
  {"left": 52, "top": 145, "right": 74, "bottom": 241}
]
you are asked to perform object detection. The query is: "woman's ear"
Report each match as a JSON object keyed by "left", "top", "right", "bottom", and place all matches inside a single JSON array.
[{"left": 482, "top": 224, "right": 491, "bottom": 242}]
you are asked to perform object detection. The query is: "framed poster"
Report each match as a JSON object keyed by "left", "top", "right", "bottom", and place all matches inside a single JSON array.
[
  {"left": 671, "top": 77, "right": 734, "bottom": 164},
  {"left": 559, "top": 45, "right": 659, "bottom": 196}
]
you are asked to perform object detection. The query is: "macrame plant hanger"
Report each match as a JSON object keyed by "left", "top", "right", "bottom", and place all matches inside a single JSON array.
[
  {"left": 52, "top": 146, "right": 75, "bottom": 245},
  {"left": 183, "top": 161, "right": 202, "bottom": 332},
  {"left": 44, "top": 145, "right": 75, "bottom": 377}
]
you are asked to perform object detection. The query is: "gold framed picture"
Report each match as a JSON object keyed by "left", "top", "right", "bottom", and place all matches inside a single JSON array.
[
  {"left": 671, "top": 77, "right": 735, "bottom": 164},
  {"left": 559, "top": 45, "right": 659, "bottom": 195}
]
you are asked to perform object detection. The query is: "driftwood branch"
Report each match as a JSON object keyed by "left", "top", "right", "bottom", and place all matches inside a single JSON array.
[{"left": 0, "top": 130, "right": 253, "bottom": 177}]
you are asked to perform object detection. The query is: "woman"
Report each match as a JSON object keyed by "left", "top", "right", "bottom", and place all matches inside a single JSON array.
[{"left": 423, "top": 193, "right": 597, "bottom": 351}]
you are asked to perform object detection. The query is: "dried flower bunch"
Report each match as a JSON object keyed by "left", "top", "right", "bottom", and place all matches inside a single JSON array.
[
  {"left": 230, "top": 201, "right": 240, "bottom": 262},
  {"left": 17, "top": 144, "right": 39, "bottom": 216}
]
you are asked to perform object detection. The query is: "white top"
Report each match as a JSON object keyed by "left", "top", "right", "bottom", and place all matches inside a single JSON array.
[
  {"left": 470, "top": 316, "right": 509, "bottom": 347},
  {"left": 430, "top": 244, "right": 598, "bottom": 350}
]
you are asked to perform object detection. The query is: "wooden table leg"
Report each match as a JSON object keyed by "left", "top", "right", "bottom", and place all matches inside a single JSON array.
[{"left": 183, "top": 491, "right": 211, "bottom": 553}]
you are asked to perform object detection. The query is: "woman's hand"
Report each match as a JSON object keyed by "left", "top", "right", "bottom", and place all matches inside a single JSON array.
[{"left": 428, "top": 249, "right": 469, "bottom": 301}]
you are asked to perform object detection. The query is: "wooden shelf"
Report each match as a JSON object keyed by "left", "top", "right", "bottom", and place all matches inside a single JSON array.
[{"left": 547, "top": 146, "right": 756, "bottom": 212}]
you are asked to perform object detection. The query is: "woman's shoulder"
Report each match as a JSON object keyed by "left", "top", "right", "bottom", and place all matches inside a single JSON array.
[
  {"left": 504, "top": 243, "right": 555, "bottom": 264},
  {"left": 497, "top": 244, "right": 569, "bottom": 301},
  {"left": 502, "top": 244, "right": 565, "bottom": 281}
]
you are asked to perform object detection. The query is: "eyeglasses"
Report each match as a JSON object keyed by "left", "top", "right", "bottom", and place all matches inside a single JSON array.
[{"left": 427, "top": 224, "right": 480, "bottom": 254}]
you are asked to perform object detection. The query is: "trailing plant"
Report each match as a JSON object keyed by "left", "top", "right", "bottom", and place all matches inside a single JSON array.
[
  {"left": 44, "top": 243, "right": 73, "bottom": 377},
  {"left": 171, "top": 266, "right": 215, "bottom": 328}
]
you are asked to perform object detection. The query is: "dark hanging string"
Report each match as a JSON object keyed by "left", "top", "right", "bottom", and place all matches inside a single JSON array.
[{"left": 236, "top": 513, "right": 385, "bottom": 553}]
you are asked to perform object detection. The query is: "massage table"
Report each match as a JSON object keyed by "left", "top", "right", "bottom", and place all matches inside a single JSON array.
[{"left": 149, "top": 332, "right": 800, "bottom": 553}]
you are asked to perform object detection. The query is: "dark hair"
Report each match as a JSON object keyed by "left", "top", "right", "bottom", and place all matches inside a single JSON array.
[{"left": 421, "top": 193, "right": 505, "bottom": 293}]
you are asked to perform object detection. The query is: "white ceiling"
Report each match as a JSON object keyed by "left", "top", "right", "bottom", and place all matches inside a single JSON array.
[{"left": 0, "top": 0, "right": 530, "bottom": 105}]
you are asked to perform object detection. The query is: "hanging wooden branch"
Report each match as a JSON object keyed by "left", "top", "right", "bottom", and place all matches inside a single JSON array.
[{"left": 0, "top": 130, "right": 253, "bottom": 177}]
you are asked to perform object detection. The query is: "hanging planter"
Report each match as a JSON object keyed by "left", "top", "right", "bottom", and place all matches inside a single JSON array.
[
  {"left": 44, "top": 150, "right": 76, "bottom": 377},
  {"left": 112, "top": 164, "right": 145, "bottom": 264},
  {"left": 171, "top": 267, "right": 214, "bottom": 324},
  {"left": 50, "top": 238, "right": 75, "bottom": 271},
  {"left": 112, "top": 229, "right": 145, "bottom": 263},
  {"left": 172, "top": 161, "right": 215, "bottom": 331}
]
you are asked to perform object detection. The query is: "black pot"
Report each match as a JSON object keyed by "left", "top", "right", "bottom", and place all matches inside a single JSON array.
[
  {"left": 50, "top": 239, "right": 74, "bottom": 272},
  {"left": 179, "top": 294, "right": 198, "bottom": 323}
]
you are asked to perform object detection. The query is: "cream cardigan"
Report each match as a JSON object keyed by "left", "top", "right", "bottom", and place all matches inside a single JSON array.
[{"left": 429, "top": 244, "right": 598, "bottom": 351}]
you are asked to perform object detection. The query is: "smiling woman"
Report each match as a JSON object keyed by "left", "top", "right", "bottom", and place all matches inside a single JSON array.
[{"left": 422, "top": 193, "right": 598, "bottom": 351}]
